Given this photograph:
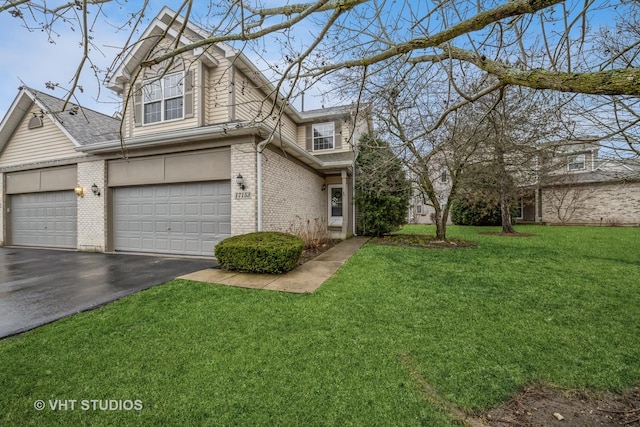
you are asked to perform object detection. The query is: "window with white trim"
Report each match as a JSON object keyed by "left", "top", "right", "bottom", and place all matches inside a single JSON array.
[
  {"left": 313, "top": 122, "right": 335, "bottom": 151},
  {"left": 143, "top": 72, "right": 184, "bottom": 124},
  {"left": 516, "top": 198, "right": 524, "bottom": 219},
  {"left": 567, "top": 154, "right": 586, "bottom": 171}
]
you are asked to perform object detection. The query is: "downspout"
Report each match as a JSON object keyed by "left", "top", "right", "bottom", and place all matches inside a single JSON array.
[{"left": 256, "top": 136, "right": 273, "bottom": 231}]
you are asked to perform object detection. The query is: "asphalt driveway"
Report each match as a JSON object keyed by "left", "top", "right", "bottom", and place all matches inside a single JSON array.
[{"left": 0, "top": 248, "right": 216, "bottom": 338}]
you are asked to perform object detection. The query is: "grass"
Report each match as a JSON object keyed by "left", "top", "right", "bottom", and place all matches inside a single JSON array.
[{"left": 1, "top": 225, "right": 639, "bottom": 426}]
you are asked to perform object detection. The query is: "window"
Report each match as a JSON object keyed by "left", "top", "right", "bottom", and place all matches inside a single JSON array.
[
  {"left": 143, "top": 72, "right": 184, "bottom": 124},
  {"left": 515, "top": 198, "right": 524, "bottom": 219},
  {"left": 313, "top": 123, "right": 334, "bottom": 151},
  {"left": 568, "top": 154, "right": 586, "bottom": 171},
  {"left": 328, "top": 185, "right": 343, "bottom": 226},
  {"left": 441, "top": 170, "right": 448, "bottom": 183}
]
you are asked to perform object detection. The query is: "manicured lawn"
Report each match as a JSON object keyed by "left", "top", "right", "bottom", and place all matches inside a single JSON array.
[{"left": 1, "top": 225, "right": 639, "bottom": 426}]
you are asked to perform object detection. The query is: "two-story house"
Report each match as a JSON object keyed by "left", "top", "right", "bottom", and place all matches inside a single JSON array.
[
  {"left": 0, "top": 7, "right": 369, "bottom": 257},
  {"left": 408, "top": 137, "right": 639, "bottom": 226},
  {"left": 534, "top": 138, "right": 640, "bottom": 225}
]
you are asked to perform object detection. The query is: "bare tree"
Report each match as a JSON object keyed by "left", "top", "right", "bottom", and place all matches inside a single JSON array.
[
  {"left": 340, "top": 58, "right": 503, "bottom": 240},
  {"left": 5, "top": 1, "right": 640, "bottom": 98},
  {"left": 4, "top": 1, "right": 639, "bottom": 164},
  {"left": 470, "top": 86, "right": 570, "bottom": 233}
]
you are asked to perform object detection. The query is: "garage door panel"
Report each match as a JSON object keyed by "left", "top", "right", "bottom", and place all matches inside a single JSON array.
[
  {"left": 219, "top": 202, "right": 231, "bottom": 216},
  {"left": 114, "top": 181, "right": 231, "bottom": 256},
  {"left": 185, "top": 203, "right": 199, "bottom": 215},
  {"left": 219, "top": 222, "right": 231, "bottom": 235},
  {"left": 10, "top": 191, "right": 77, "bottom": 249}
]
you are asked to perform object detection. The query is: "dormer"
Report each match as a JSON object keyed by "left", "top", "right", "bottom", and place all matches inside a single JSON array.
[{"left": 106, "top": 7, "right": 231, "bottom": 138}]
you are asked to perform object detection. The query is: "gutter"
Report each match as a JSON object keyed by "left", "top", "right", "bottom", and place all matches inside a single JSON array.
[
  {"left": 76, "top": 121, "right": 255, "bottom": 154},
  {"left": 256, "top": 136, "right": 273, "bottom": 232}
]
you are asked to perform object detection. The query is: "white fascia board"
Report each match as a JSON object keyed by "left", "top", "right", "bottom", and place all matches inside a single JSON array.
[{"left": 0, "top": 89, "right": 32, "bottom": 152}]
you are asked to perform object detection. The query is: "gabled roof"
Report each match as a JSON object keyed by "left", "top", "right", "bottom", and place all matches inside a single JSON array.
[
  {"left": 105, "top": 7, "right": 355, "bottom": 124},
  {"left": 0, "top": 87, "right": 121, "bottom": 152},
  {"left": 107, "top": 7, "right": 257, "bottom": 92}
]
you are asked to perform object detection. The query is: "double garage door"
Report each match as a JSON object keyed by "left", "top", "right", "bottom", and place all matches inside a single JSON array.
[
  {"left": 113, "top": 181, "right": 231, "bottom": 256},
  {"left": 6, "top": 148, "right": 232, "bottom": 256}
]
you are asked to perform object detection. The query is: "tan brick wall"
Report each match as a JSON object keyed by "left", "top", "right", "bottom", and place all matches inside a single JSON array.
[
  {"left": 542, "top": 181, "right": 640, "bottom": 225},
  {"left": 261, "top": 147, "right": 326, "bottom": 233},
  {"left": 230, "top": 143, "right": 257, "bottom": 235},
  {"left": 77, "top": 160, "right": 107, "bottom": 251}
]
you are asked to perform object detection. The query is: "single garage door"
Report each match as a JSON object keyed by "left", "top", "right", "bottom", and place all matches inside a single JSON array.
[
  {"left": 113, "top": 181, "right": 231, "bottom": 256},
  {"left": 10, "top": 191, "right": 77, "bottom": 248}
]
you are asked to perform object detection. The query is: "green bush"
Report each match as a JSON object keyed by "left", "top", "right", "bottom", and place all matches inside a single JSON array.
[
  {"left": 214, "top": 232, "right": 304, "bottom": 274},
  {"left": 355, "top": 134, "right": 410, "bottom": 236},
  {"left": 356, "top": 193, "right": 408, "bottom": 236},
  {"left": 451, "top": 197, "right": 519, "bottom": 226}
]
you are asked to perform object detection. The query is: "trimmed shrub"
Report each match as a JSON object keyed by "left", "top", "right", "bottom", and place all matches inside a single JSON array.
[
  {"left": 356, "top": 193, "right": 408, "bottom": 236},
  {"left": 214, "top": 232, "right": 304, "bottom": 274}
]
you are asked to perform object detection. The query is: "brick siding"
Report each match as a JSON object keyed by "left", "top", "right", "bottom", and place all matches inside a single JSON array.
[
  {"left": 230, "top": 143, "right": 257, "bottom": 235},
  {"left": 542, "top": 181, "right": 640, "bottom": 225},
  {"left": 76, "top": 160, "right": 107, "bottom": 251},
  {"left": 261, "top": 147, "right": 326, "bottom": 233}
]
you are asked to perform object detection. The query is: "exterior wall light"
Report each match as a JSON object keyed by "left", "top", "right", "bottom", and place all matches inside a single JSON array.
[
  {"left": 91, "top": 183, "right": 101, "bottom": 196},
  {"left": 236, "top": 173, "right": 245, "bottom": 190},
  {"left": 74, "top": 184, "right": 84, "bottom": 198},
  {"left": 321, "top": 184, "right": 327, "bottom": 191}
]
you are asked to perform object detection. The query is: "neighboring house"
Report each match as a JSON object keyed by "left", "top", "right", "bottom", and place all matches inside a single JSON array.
[
  {"left": 407, "top": 137, "right": 639, "bottom": 226},
  {"left": 407, "top": 168, "right": 453, "bottom": 225},
  {"left": 525, "top": 139, "right": 640, "bottom": 225},
  {"left": 0, "top": 7, "right": 369, "bottom": 257}
]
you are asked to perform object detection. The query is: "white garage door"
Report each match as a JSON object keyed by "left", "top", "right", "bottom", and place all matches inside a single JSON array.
[
  {"left": 10, "top": 191, "right": 77, "bottom": 248},
  {"left": 113, "top": 181, "right": 231, "bottom": 256}
]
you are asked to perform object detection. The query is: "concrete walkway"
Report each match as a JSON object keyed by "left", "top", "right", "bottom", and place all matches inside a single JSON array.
[{"left": 178, "top": 237, "right": 369, "bottom": 293}]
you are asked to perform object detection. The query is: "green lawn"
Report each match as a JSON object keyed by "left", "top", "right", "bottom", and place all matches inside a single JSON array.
[{"left": 1, "top": 225, "right": 639, "bottom": 426}]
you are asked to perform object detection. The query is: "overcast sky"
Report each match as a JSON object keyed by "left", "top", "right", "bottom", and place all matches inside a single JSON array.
[{"left": 0, "top": 5, "right": 132, "bottom": 119}]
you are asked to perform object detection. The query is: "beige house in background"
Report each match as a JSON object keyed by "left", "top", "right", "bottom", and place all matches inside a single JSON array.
[
  {"left": 408, "top": 138, "right": 639, "bottom": 226},
  {"left": 0, "top": 7, "right": 369, "bottom": 257},
  {"left": 534, "top": 140, "right": 640, "bottom": 225}
]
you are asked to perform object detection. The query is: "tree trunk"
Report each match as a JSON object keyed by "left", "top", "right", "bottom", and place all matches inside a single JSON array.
[
  {"left": 434, "top": 207, "right": 447, "bottom": 240},
  {"left": 435, "top": 216, "right": 447, "bottom": 240},
  {"left": 500, "top": 191, "right": 515, "bottom": 234}
]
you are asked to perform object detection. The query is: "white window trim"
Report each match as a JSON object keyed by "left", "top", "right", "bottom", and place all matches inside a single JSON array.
[
  {"left": 515, "top": 198, "right": 524, "bottom": 220},
  {"left": 327, "top": 184, "right": 343, "bottom": 226},
  {"left": 142, "top": 71, "right": 185, "bottom": 125},
  {"left": 313, "top": 122, "right": 335, "bottom": 152},
  {"left": 567, "top": 153, "right": 586, "bottom": 171}
]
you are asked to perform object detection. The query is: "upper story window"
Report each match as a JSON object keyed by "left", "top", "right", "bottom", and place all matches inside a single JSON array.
[
  {"left": 143, "top": 72, "right": 184, "bottom": 124},
  {"left": 440, "top": 170, "right": 448, "bottom": 183},
  {"left": 568, "top": 154, "right": 586, "bottom": 171},
  {"left": 313, "top": 122, "right": 335, "bottom": 151}
]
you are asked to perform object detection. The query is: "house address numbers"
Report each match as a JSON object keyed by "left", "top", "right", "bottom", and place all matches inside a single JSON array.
[{"left": 235, "top": 192, "right": 252, "bottom": 199}]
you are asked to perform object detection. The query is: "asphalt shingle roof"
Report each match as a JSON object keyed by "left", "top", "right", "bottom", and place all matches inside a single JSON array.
[{"left": 28, "top": 88, "right": 121, "bottom": 146}]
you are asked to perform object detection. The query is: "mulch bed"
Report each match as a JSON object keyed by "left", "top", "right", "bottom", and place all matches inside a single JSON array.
[
  {"left": 370, "top": 234, "right": 478, "bottom": 249},
  {"left": 479, "top": 232, "right": 537, "bottom": 237},
  {"left": 297, "top": 241, "right": 336, "bottom": 265},
  {"left": 476, "top": 384, "right": 640, "bottom": 427}
]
